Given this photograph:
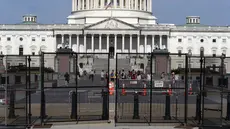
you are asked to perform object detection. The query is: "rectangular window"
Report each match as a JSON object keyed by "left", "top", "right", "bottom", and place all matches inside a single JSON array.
[
  {"left": 19, "top": 48, "right": 23, "bottom": 55},
  {"left": 7, "top": 37, "right": 11, "bottom": 41},
  {"left": 178, "top": 64, "right": 182, "bottom": 68},
  {"left": 42, "top": 38, "right": 45, "bottom": 41},
  {"left": 178, "top": 38, "right": 182, "bottom": 42},
  {"left": 212, "top": 39, "right": 216, "bottom": 43},
  {"left": 212, "top": 50, "right": 216, "bottom": 57},
  {"left": 32, "top": 52, "right": 35, "bottom": 55},
  {"left": 178, "top": 50, "right": 182, "bottom": 57},
  {"left": 32, "top": 37, "right": 36, "bottom": 41},
  {"left": 222, "top": 39, "right": 226, "bottom": 43}
]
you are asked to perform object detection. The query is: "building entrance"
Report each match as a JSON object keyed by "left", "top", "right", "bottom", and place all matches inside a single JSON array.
[{"left": 109, "top": 47, "right": 115, "bottom": 58}]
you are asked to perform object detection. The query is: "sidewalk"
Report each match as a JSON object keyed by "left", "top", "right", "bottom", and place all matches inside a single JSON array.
[{"left": 31, "top": 121, "right": 199, "bottom": 129}]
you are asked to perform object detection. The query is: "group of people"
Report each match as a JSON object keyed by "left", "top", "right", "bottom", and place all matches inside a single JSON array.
[
  {"left": 63, "top": 69, "right": 167, "bottom": 86},
  {"left": 100, "top": 69, "right": 153, "bottom": 82}
]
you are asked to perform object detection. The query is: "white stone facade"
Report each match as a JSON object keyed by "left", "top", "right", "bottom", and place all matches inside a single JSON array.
[{"left": 0, "top": 0, "right": 230, "bottom": 73}]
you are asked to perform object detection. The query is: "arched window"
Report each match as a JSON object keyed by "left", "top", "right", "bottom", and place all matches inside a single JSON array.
[{"left": 19, "top": 45, "right": 23, "bottom": 56}]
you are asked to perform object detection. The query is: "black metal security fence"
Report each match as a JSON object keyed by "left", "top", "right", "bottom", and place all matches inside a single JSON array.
[
  {"left": 199, "top": 55, "right": 230, "bottom": 128},
  {"left": 40, "top": 51, "right": 110, "bottom": 124},
  {"left": 0, "top": 55, "right": 42, "bottom": 128},
  {"left": 115, "top": 51, "right": 191, "bottom": 125}
]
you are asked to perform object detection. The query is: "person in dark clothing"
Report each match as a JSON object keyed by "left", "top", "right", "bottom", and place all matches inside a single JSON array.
[
  {"left": 89, "top": 70, "right": 95, "bottom": 82},
  {"left": 64, "top": 72, "right": 70, "bottom": 86}
]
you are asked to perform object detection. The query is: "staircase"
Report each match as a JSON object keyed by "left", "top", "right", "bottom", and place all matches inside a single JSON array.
[
  {"left": 117, "top": 58, "right": 131, "bottom": 71},
  {"left": 92, "top": 58, "right": 109, "bottom": 74},
  {"left": 110, "top": 59, "right": 116, "bottom": 72}
]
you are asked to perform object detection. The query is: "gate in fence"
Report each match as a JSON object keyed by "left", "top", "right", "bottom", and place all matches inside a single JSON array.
[
  {"left": 115, "top": 51, "right": 190, "bottom": 125},
  {"left": 199, "top": 54, "right": 230, "bottom": 128},
  {"left": 40, "top": 50, "right": 110, "bottom": 124},
  {"left": 0, "top": 55, "right": 41, "bottom": 128}
]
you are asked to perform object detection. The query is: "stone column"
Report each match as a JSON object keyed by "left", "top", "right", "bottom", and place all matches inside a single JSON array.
[
  {"left": 122, "top": 34, "right": 125, "bottom": 52},
  {"left": 126, "top": 0, "right": 129, "bottom": 9},
  {"left": 129, "top": 35, "right": 132, "bottom": 53},
  {"left": 86, "top": 0, "right": 89, "bottom": 9},
  {"left": 69, "top": 34, "right": 72, "bottom": 49},
  {"left": 90, "top": 0, "right": 93, "bottom": 9},
  {"left": 99, "top": 34, "right": 102, "bottom": 51},
  {"left": 143, "top": 0, "right": 146, "bottom": 11},
  {"left": 144, "top": 35, "right": 147, "bottom": 53},
  {"left": 139, "top": 0, "right": 142, "bottom": 10},
  {"left": 54, "top": 35, "right": 57, "bottom": 50},
  {"left": 76, "top": 35, "right": 79, "bottom": 52},
  {"left": 137, "top": 35, "right": 140, "bottom": 53},
  {"left": 159, "top": 35, "right": 162, "bottom": 49},
  {"left": 146, "top": 0, "right": 149, "bottom": 11},
  {"left": 72, "top": 0, "right": 75, "bottom": 11},
  {"left": 78, "top": 0, "right": 81, "bottom": 10},
  {"left": 114, "top": 0, "right": 117, "bottom": 8},
  {"left": 128, "top": 0, "right": 130, "bottom": 9},
  {"left": 121, "top": 0, "right": 123, "bottom": 8},
  {"left": 152, "top": 35, "right": 155, "bottom": 51},
  {"left": 135, "top": 0, "right": 138, "bottom": 10},
  {"left": 82, "top": 0, "right": 85, "bottom": 10},
  {"left": 166, "top": 35, "right": 169, "bottom": 50},
  {"left": 84, "top": 35, "right": 86, "bottom": 52},
  {"left": 149, "top": 0, "right": 152, "bottom": 12},
  {"left": 107, "top": 35, "right": 109, "bottom": 52},
  {"left": 61, "top": 35, "right": 64, "bottom": 44},
  {"left": 91, "top": 34, "right": 94, "bottom": 52},
  {"left": 114, "top": 35, "right": 117, "bottom": 58},
  {"left": 101, "top": 0, "right": 104, "bottom": 8}
]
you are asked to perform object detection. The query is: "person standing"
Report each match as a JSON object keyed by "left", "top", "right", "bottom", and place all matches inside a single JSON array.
[
  {"left": 89, "top": 69, "right": 95, "bottom": 82},
  {"left": 64, "top": 72, "right": 70, "bottom": 86},
  {"left": 101, "top": 70, "right": 105, "bottom": 82}
]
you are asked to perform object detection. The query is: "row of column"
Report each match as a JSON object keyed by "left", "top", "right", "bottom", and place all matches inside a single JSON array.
[
  {"left": 72, "top": 0, "right": 152, "bottom": 12},
  {"left": 60, "top": 34, "right": 167, "bottom": 53}
]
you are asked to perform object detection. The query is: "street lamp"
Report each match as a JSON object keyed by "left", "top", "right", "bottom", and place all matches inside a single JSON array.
[
  {"left": 196, "top": 47, "right": 204, "bottom": 123},
  {"left": 188, "top": 50, "right": 192, "bottom": 89},
  {"left": 38, "top": 48, "right": 42, "bottom": 90}
]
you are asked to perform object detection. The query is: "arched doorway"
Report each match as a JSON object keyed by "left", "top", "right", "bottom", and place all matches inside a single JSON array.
[
  {"left": 140, "top": 63, "right": 144, "bottom": 69},
  {"left": 109, "top": 47, "right": 114, "bottom": 58}
]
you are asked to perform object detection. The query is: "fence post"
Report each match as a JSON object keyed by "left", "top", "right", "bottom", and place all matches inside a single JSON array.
[
  {"left": 102, "top": 89, "right": 109, "bottom": 120},
  {"left": 226, "top": 93, "right": 230, "bottom": 120},
  {"left": 70, "top": 91, "right": 76, "bottom": 119},
  {"left": 8, "top": 89, "right": 16, "bottom": 118},
  {"left": 164, "top": 93, "right": 171, "bottom": 120},
  {"left": 133, "top": 91, "right": 140, "bottom": 119},
  {"left": 195, "top": 94, "right": 201, "bottom": 120}
]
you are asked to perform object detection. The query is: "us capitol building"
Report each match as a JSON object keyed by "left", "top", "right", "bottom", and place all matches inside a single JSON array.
[{"left": 0, "top": 0, "right": 230, "bottom": 74}]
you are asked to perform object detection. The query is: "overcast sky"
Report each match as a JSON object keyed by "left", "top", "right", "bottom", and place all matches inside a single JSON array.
[{"left": 0, "top": 0, "right": 229, "bottom": 25}]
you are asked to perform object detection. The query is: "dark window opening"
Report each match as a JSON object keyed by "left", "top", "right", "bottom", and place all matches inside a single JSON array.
[
  {"left": 200, "top": 39, "right": 204, "bottom": 42},
  {"left": 7, "top": 37, "right": 11, "bottom": 41},
  {"left": 212, "top": 39, "right": 216, "bottom": 43},
  {"left": 19, "top": 47, "right": 23, "bottom": 55}
]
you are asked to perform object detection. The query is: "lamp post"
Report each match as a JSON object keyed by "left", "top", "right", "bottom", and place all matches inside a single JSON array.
[
  {"left": 38, "top": 49, "right": 42, "bottom": 90},
  {"left": 188, "top": 50, "right": 192, "bottom": 90},
  {"left": 197, "top": 47, "right": 204, "bottom": 124}
]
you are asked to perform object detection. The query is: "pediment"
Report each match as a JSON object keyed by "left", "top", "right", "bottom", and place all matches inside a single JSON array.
[{"left": 85, "top": 18, "right": 138, "bottom": 30}]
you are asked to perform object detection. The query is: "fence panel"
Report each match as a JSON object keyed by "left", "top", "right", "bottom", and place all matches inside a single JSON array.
[
  {"left": 115, "top": 52, "right": 189, "bottom": 125},
  {"left": 41, "top": 52, "right": 74, "bottom": 123},
  {"left": 201, "top": 56, "right": 228, "bottom": 127},
  {"left": 3, "top": 55, "right": 28, "bottom": 127},
  {"left": 76, "top": 53, "right": 109, "bottom": 121}
]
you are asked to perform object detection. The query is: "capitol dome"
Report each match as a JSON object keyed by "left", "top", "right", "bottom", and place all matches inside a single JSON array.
[{"left": 67, "top": 0, "right": 157, "bottom": 25}]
